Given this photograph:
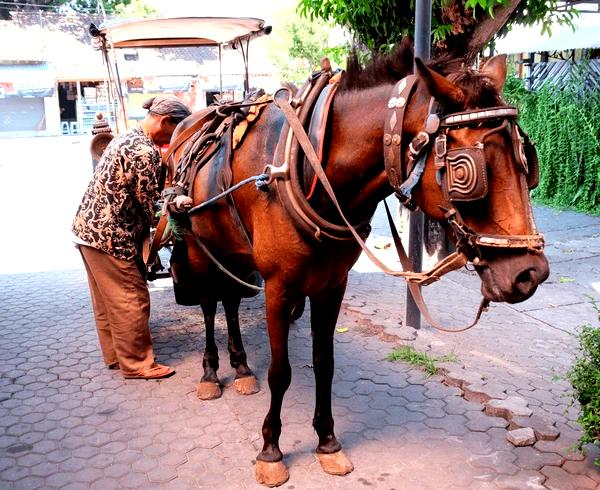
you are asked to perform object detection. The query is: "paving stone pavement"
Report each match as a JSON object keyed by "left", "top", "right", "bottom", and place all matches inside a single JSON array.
[{"left": 1, "top": 207, "right": 599, "bottom": 490}]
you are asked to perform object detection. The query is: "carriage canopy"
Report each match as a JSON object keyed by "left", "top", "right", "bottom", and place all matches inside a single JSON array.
[{"left": 98, "top": 17, "right": 271, "bottom": 49}]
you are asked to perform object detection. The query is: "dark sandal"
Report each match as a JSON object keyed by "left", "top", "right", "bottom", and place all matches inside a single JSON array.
[
  {"left": 123, "top": 364, "right": 175, "bottom": 380},
  {"left": 107, "top": 362, "right": 120, "bottom": 370}
]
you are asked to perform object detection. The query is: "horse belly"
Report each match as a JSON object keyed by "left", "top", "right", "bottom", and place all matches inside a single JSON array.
[{"left": 170, "top": 158, "right": 261, "bottom": 305}]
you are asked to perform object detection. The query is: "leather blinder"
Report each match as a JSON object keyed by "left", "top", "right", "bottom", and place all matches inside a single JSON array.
[
  {"left": 524, "top": 140, "right": 539, "bottom": 189},
  {"left": 444, "top": 147, "right": 488, "bottom": 202},
  {"left": 513, "top": 124, "right": 539, "bottom": 190}
]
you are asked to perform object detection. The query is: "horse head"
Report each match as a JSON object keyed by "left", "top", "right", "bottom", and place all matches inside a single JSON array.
[{"left": 402, "top": 55, "right": 549, "bottom": 303}]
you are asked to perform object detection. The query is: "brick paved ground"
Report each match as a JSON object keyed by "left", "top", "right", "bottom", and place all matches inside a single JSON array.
[
  {"left": 1, "top": 205, "right": 599, "bottom": 489},
  {"left": 0, "top": 137, "right": 599, "bottom": 488}
]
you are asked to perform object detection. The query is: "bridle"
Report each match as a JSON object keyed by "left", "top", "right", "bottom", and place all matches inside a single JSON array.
[{"left": 383, "top": 74, "right": 545, "bottom": 265}]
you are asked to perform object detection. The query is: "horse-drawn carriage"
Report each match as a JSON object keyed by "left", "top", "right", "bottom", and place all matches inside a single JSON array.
[{"left": 89, "top": 17, "right": 548, "bottom": 487}]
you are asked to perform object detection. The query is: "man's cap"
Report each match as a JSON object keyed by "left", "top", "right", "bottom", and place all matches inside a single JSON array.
[{"left": 142, "top": 95, "right": 191, "bottom": 121}]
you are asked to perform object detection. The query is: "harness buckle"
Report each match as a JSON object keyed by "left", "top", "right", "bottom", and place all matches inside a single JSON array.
[
  {"left": 434, "top": 134, "right": 447, "bottom": 170},
  {"left": 409, "top": 131, "right": 430, "bottom": 156}
]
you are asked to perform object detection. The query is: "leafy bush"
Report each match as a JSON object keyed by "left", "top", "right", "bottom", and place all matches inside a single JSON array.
[
  {"left": 567, "top": 300, "right": 600, "bottom": 466},
  {"left": 504, "top": 64, "right": 600, "bottom": 215}
]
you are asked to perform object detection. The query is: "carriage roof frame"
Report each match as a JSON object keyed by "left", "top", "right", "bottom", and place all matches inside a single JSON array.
[
  {"left": 92, "top": 15, "right": 272, "bottom": 132},
  {"left": 97, "top": 16, "right": 271, "bottom": 49}
]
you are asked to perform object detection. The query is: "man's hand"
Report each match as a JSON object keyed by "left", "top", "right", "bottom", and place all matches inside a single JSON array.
[{"left": 172, "top": 195, "right": 193, "bottom": 212}]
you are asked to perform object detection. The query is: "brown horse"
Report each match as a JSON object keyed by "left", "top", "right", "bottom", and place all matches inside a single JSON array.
[{"left": 173, "top": 44, "right": 549, "bottom": 486}]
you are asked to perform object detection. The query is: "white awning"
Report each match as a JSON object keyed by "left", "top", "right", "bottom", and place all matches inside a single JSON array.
[
  {"left": 99, "top": 17, "right": 271, "bottom": 48},
  {"left": 496, "top": 13, "right": 600, "bottom": 54},
  {"left": 0, "top": 64, "right": 55, "bottom": 97}
]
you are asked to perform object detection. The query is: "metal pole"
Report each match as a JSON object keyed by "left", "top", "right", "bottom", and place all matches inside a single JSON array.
[
  {"left": 414, "top": 0, "right": 432, "bottom": 61},
  {"left": 218, "top": 44, "right": 223, "bottom": 98},
  {"left": 405, "top": 0, "right": 432, "bottom": 329},
  {"left": 243, "top": 39, "right": 250, "bottom": 97}
]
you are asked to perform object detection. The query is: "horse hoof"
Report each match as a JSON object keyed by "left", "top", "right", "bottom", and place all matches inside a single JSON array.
[
  {"left": 196, "top": 381, "right": 222, "bottom": 400},
  {"left": 317, "top": 450, "right": 354, "bottom": 476},
  {"left": 234, "top": 375, "right": 259, "bottom": 395},
  {"left": 255, "top": 460, "right": 289, "bottom": 487}
]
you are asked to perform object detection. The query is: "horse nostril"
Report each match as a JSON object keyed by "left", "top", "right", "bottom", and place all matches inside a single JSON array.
[{"left": 515, "top": 268, "right": 536, "bottom": 290}]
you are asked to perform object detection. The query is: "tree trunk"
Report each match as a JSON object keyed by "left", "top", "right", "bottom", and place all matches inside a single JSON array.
[{"left": 435, "top": 0, "right": 522, "bottom": 63}]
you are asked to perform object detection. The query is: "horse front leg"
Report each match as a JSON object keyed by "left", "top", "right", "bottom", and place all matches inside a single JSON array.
[
  {"left": 223, "top": 296, "right": 259, "bottom": 396},
  {"left": 255, "top": 281, "right": 295, "bottom": 487},
  {"left": 311, "top": 279, "right": 354, "bottom": 476},
  {"left": 196, "top": 298, "right": 222, "bottom": 400}
]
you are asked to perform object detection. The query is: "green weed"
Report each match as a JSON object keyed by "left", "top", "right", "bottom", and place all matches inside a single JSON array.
[
  {"left": 567, "top": 297, "right": 600, "bottom": 466},
  {"left": 386, "top": 345, "right": 458, "bottom": 376}
]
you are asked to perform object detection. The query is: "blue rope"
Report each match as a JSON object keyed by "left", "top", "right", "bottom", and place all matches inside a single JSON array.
[{"left": 188, "top": 173, "right": 270, "bottom": 214}]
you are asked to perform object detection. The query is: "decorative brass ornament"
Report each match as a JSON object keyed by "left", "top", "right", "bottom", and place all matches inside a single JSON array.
[
  {"left": 397, "top": 78, "right": 407, "bottom": 94},
  {"left": 389, "top": 112, "right": 397, "bottom": 131},
  {"left": 387, "top": 96, "right": 406, "bottom": 109}
]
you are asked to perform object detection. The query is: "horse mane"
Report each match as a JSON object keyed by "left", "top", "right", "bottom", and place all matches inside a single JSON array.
[
  {"left": 339, "top": 39, "right": 503, "bottom": 108},
  {"left": 339, "top": 39, "right": 415, "bottom": 92}
]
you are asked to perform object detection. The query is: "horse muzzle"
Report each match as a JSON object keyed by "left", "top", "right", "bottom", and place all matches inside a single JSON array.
[{"left": 477, "top": 251, "right": 549, "bottom": 304}]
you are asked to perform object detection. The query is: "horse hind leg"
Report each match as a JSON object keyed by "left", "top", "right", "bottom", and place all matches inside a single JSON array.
[
  {"left": 196, "top": 298, "right": 222, "bottom": 400},
  {"left": 223, "top": 296, "right": 259, "bottom": 396},
  {"left": 310, "top": 281, "right": 354, "bottom": 476}
]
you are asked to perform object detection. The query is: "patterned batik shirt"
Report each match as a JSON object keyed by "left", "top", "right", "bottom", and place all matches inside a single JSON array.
[{"left": 72, "top": 126, "right": 161, "bottom": 261}]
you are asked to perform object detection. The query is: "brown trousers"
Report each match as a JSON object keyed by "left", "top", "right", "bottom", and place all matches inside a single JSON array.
[{"left": 79, "top": 245, "right": 154, "bottom": 375}]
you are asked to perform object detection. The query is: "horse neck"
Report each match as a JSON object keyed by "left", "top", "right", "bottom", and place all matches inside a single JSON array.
[{"left": 318, "top": 84, "right": 393, "bottom": 222}]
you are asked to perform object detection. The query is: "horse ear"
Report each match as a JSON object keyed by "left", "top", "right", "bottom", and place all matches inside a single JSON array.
[
  {"left": 414, "top": 57, "right": 465, "bottom": 108},
  {"left": 481, "top": 54, "right": 507, "bottom": 93},
  {"left": 400, "top": 36, "right": 414, "bottom": 68}
]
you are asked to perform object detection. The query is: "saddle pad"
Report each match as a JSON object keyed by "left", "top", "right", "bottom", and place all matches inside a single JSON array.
[{"left": 232, "top": 93, "right": 272, "bottom": 149}]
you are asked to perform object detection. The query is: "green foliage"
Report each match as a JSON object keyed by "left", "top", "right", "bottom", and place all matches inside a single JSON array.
[
  {"left": 567, "top": 299, "right": 600, "bottom": 465},
  {"left": 268, "top": 6, "right": 348, "bottom": 84},
  {"left": 509, "top": 0, "right": 579, "bottom": 37},
  {"left": 113, "top": 0, "right": 158, "bottom": 18},
  {"left": 297, "top": 0, "right": 576, "bottom": 52},
  {"left": 167, "top": 215, "right": 186, "bottom": 242},
  {"left": 504, "top": 66, "right": 600, "bottom": 215},
  {"left": 386, "top": 345, "right": 458, "bottom": 376},
  {"left": 50, "top": 0, "right": 132, "bottom": 15}
]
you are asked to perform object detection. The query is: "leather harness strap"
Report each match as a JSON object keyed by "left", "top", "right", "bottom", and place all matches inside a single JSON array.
[
  {"left": 305, "top": 83, "right": 339, "bottom": 200},
  {"left": 273, "top": 93, "right": 464, "bottom": 284},
  {"left": 144, "top": 210, "right": 169, "bottom": 267},
  {"left": 268, "top": 74, "right": 370, "bottom": 241},
  {"left": 383, "top": 75, "right": 418, "bottom": 188},
  {"left": 162, "top": 107, "right": 218, "bottom": 169}
]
